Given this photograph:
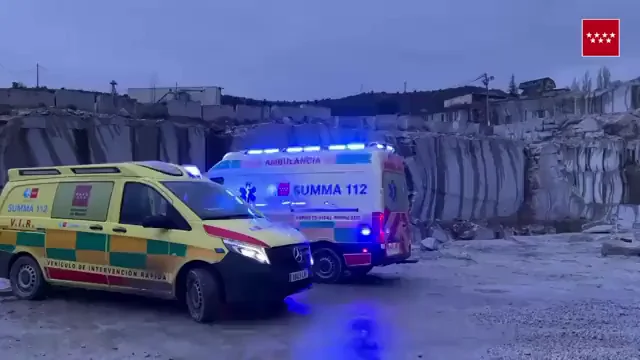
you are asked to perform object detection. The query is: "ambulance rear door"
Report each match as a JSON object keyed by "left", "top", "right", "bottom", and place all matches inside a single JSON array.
[{"left": 382, "top": 169, "right": 411, "bottom": 257}]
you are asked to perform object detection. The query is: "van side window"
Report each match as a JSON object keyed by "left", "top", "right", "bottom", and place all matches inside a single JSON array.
[
  {"left": 51, "top": 182, "right": 114, "bottom": 221},
  {"left": 119, "top": 182, "right": 190, "bottom": 230}
]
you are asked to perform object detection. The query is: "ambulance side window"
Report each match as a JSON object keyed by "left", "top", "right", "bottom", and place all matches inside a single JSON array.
[
  {"left": 51, "top": 181, "right": 114, "bottom": 221},
  {"left": 119, "top": 182, "right": 189, "bottom": 230}
]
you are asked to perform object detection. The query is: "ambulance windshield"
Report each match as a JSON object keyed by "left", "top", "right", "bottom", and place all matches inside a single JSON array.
[{"left": 162, "top": 181, "right": 262, "bottom": 220}]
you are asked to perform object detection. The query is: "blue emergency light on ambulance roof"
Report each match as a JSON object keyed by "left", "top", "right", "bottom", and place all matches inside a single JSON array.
[
  {"left": 238, "top": 142, "right": 394, "bottom": 155},
  {"left": 182, "top": 165, "right": 202, "bottom": 178},
  {"left": 347, "top": 143, "right": 366, "bottom": 150}
]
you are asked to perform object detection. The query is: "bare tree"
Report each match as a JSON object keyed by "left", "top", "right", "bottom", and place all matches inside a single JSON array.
[
  {"left": 596, "top": 67, "right": 604, "bottom": 89},
  {"left": 601, "top": 66, "right": 612, "bottom": 88},
  {"left": 581, "top": 71, "right": 592, "bottom": 92},
  {"left": 570, "top": 78, "right": 580, "bottom": 91}
]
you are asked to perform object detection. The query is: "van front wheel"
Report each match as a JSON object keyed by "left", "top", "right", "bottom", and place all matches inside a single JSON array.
[
  {"left": 311, "top": 247, "right": 344, "bottom": 284},
  {"left": 185, "top": 268, "right": 222, "bottom": 323},
  {"left": 9, "top": 255, "right": 48, "bottom": 300}
]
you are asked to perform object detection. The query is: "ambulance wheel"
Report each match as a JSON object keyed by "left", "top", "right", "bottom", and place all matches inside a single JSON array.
[
  {"left": 312, "top": 247, "right": 344, "bottom": 284},
  {"left": 185, "top": 268, "right": 222, "bottom": 323},
  {"left": 9, "top": 255, "right": 48, "bottom": 300}
]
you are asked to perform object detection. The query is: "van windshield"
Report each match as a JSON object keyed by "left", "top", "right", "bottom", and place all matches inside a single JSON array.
[{"left": 162, "top": 181, "right": 262, "bottom": 220}]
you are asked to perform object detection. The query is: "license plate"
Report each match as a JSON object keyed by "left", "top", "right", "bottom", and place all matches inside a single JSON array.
[
  {"left": 386, "top": 242, "right": 401, "bottom": 256},
  {"left": 289, "top": 269, "right": 309, "bottom": 282}
]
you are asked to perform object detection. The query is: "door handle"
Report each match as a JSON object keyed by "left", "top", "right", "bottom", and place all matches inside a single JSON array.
[
  {"left": 113, "top": 227, "right": 127, "bottom": 233},
  {"left": 89, "top": 225, "right": 103, "bottom": 231}
]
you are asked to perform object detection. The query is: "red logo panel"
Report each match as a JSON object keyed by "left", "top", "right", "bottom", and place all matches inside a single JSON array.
[
  {"left": 72, "top": 185, "right": 92, "bottom": 207},
  {"left": 582, "top": 19, "right": 620, "bottom": 57}
]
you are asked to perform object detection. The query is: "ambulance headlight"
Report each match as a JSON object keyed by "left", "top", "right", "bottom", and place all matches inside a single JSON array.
[{"left": 222, "top": 238, "right": 270, "bottom": 264}]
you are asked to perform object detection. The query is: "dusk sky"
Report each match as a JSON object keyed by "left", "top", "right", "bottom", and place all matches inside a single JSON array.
[{"left": 0, "top": 0, "right": 637, "bottom": 100}]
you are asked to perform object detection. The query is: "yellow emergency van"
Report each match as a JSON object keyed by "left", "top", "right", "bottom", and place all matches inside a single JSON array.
[
  {"left": 207, "top": 142, "right": 416, "bottom": 284},
  {"left": 0, "top": 161, "right": 312, "bottom": 323}
]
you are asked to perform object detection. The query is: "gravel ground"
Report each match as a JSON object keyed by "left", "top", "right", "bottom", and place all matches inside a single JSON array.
[{"left": 1, "top": 234, "right": 640, "bottom": 359}]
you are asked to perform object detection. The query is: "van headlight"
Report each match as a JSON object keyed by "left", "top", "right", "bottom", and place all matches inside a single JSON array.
[{"left": 222, "top": 238, "right": 270, "bottom": 264}]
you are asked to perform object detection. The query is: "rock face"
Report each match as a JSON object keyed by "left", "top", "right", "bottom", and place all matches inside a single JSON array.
[
  {"left": 0, "top": 109, "right": 211, "bottom": 185},
  {"left": 0, "top": 109, "right": 526, "bottom": 235},
  {"left": 496, "top": 109, "right": 640, "bottom": 230},
  {"left": 7, "top": 105, "right": 640, "bottom": 235}
]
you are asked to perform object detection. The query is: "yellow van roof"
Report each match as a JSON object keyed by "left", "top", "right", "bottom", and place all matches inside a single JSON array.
[{"left": 7, "top": 161, "right": 195, "bottom": 182}]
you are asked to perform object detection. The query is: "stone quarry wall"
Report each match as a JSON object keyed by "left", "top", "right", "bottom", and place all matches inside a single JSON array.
[
  {"left": 0, "top": 109, "right": 526, "bottom": 234},
  {"left": 495, "top": 108, "right": 640, "bottom": 230},
  {"left": 6, "top": 87, "right": 639, "bottom": 232},
  {"left": 0, "top": 111, "right": 208, "bottom": 186}
]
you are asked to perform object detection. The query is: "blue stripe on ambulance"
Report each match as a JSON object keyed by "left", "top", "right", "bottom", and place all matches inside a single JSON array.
[
  {"left": 298, "top": 221, "right": 334, "bottom": 228},
  {"left": 335, "top": 153, "right": 372, "bottom": 164}
]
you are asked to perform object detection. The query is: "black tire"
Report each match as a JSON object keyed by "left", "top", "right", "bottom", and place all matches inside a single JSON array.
[
  {"left": 348, "top": 266, "right": 373, "bottom": 278},
  {"left": 9, "top": 255, "right": 48, "bottom": 300},
  {"left": 311, "top": 247, "right": 344, "bottom": 284},
  {"left": 184, "top": 268, "right": 222, "bottom": 323}
]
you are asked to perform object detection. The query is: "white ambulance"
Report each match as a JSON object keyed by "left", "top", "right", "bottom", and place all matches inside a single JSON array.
[{"left": 206, "top": 142, "right": 415, "bottom": 283}]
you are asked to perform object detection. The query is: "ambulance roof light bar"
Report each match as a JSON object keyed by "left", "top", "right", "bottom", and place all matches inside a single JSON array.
[{"left": 242, "top": 142, "right": 394, "bottom": 155}]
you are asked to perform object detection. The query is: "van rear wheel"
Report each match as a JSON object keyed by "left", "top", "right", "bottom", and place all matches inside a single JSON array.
[
  {"left": 311, "top": 247, "right": 343, "bottom": 284},
  {"left": 185, "top": 268, "right": 222, "bottom": 323}
]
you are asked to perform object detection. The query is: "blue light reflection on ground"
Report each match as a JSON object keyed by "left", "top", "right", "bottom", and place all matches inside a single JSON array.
[{"left": 286, "top": 296, "right": 395, "bottom": 360}]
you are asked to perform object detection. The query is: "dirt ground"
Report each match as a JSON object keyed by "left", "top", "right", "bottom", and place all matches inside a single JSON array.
[{"left": 2, "top": 234, "right": 640, "bottom": 359}]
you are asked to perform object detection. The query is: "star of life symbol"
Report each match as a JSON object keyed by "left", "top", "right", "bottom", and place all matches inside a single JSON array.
[{"left": 586, "top": 31, "right": 615, "bottom": 44}]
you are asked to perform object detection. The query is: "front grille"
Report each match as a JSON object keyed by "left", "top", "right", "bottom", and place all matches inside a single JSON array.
[{"left": 266, "top": 244, "right": 311, "bottom": 270}]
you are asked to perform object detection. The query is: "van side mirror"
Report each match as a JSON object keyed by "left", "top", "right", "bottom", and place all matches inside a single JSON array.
[{"left": 141, "top": 215, "right": 176, "bottom": 229}]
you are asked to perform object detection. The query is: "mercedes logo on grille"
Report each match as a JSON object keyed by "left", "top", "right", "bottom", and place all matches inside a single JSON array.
[{"left": 292, "top": 247, "right": 303, "bottom": 263}]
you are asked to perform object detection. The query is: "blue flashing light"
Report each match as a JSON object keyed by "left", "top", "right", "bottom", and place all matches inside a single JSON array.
[
  {"left": 347, "top": 143, "right": 366, "bottom": 150},
  {"left": 182, "top": 165, "right": 202, "bottom": 178},
  {"left": 238, "top": 143, "right": 395, "bottom": 155},
  {"left": 360, "top": 226, "right": 372, "bottom": 236}
]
